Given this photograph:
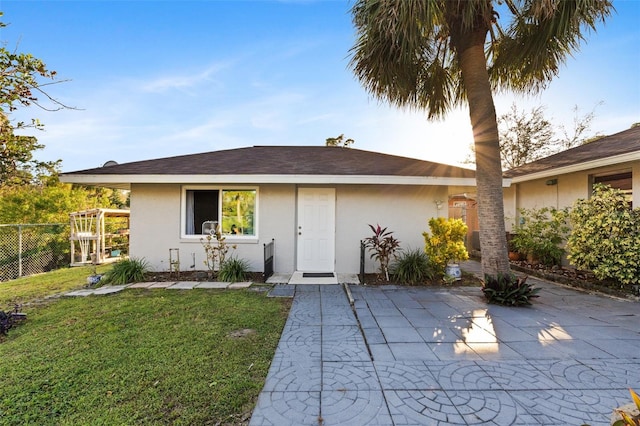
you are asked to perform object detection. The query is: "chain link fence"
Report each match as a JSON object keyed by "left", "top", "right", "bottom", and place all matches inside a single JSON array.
[{"left": 0, "top": 224, "right": 70, "bottom": 282}]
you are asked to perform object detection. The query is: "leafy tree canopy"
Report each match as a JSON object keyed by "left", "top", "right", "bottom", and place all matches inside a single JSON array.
[
  {"left": 0, "top": 12, "right": 125, "bottom": 225},
  {"left": 0, "top": 12, "right": 70, "bottom": 188},
  {"left": 325, "top": 134, "right": 355, "bottom": 148},
  {"left": 464, "top": 102, "right": 601, "bottom": 169},
  {"left": 0, "top": 184, "right": 117, "bottom": 224}
]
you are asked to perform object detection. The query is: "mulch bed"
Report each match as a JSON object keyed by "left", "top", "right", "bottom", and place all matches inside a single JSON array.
[
  {"left": 143, "top": 271, "right": 266, "bottom": 283},
  {"left": 510, "top": 260, "right": 640, "bottom": 300},
  {"left": 360, "top": 273, "right": 482, "bottom": 287}
]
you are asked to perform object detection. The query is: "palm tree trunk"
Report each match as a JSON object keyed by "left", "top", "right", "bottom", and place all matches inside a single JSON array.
[{"left": 453, "top": 31, "right": 511, "bottom": 279}]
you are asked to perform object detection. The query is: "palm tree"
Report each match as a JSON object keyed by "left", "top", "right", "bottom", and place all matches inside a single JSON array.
[{"left": 349, "top": 0, "right": 613, "bottom": 279}]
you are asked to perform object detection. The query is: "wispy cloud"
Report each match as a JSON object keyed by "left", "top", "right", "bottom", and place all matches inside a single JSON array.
[{"left": 141, "top": 61, "right": 233, "bottom": 93}]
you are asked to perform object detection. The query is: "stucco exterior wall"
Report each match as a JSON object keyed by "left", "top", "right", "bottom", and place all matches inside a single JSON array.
[
  {"left": 335, "top": 185, "right": 447, "bottom": 274},
  {"left": 503, "top": 160, "right": 638, "bottom": 229},
  {"left": 129, "top": 182, "right": 447, "bottom": 274},
  {"left": 129, "top": 183, "right": 182, "bottom": 270},
  {"left": 633, "top": 162, "right": 640, "bottom": 208},
  {"left": 258, "top": 184, "right": 296, "bottom": 273},
  {"left": 130, "top": 183, "right": 297, "bottom": 273}
]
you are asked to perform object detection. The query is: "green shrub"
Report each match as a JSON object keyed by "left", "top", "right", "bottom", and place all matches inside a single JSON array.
[
  {"left": 101, "top": 258, "right": 150, "bottom": 285},
  {"left": 392, "top": 248, "right": 435, "bottom": 285},
  {"left": 511, "top": 207, "right": 569, "bottom": 266},
  {"left": 423, "top": 217, "right": 468, "bottom": 275},
  {"left": 217, "top": 257, "right": 250, "bottom": 282},
  {"left": 482, "top": 274, "right": 540, "bottom": 306},
  {"left": 567, "top": 184, "right": 640, "bottom": 287}
]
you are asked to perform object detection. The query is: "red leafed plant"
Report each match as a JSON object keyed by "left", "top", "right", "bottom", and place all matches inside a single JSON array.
[{"left": 364, "top": 224, "right": 401, "bottom": 281}]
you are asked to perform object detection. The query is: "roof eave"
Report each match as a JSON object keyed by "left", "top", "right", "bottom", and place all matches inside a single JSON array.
[
  {"left": 60, "top": 173, "right": 494, "bottom": 187},
  {"left": 509, "top": 152, "right": 640, "bottom": 184}
]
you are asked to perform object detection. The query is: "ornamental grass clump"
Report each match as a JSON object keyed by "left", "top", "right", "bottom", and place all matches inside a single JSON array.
[
  {"left": 391, "top": 248, "right": 435, "bottom": 285},
  {"left": 217, "top": 257, "right": 250, "bottom": 283},
  {"left": 101, "top": 258, "right": 150, "bottom": 285}
]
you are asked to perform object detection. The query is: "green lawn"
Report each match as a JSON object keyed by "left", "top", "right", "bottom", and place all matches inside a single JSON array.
[
  {"left": 0, "top": 264, "right": 111, "bottom": 306},
  {"left": 0, "top": 270, "right": 290, "bottom": 425}
]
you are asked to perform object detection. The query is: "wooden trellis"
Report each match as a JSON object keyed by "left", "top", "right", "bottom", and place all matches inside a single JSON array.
[{"left": 69, "top": 208, "right": 130, "bottom": 266}]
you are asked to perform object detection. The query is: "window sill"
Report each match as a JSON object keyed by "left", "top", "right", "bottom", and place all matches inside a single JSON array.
[{"left": 180, "top": 236, "right": 259, "bottom": 244}]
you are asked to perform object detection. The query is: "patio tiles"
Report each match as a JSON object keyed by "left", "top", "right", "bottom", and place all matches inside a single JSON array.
[
  {"left": 251, "top": 263, "right": 640, "bottom": 426},
  {"left": 380, "top": 326, "right": 423, "bottom": 343},
  {"left": 267, "top": 284, "right": 296, "bottom": 298},
  {"left": 588, "top": 339, "right": 640, "bottom": 358},
  {"left": 388, "top": 342, "right": 440, "bottom": 362},
  {"left": 321, "top": 389, "right": 393, "bottom": 425}
]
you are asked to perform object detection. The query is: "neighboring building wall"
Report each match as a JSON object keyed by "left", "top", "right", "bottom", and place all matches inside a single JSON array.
[
  {"left": 503, "top": 185, "right": 517, "bottom": 232},
  {"left": 503, "top": 160, "right": 639, "bottom": 229},
  {"left": 631, "top": 162, "right": 640, "bottom": 209}
]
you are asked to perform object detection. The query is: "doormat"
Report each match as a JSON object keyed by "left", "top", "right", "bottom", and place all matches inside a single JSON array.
[{"left": 303, "top": 273, "right": 335, "bottom": 278}]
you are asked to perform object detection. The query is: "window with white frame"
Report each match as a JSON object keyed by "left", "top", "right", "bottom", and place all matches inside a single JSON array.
[
  {"left": 592, "top": 171, "right": 632, "bottom": 201},
  {"left": 183, "top": 187, "right": 257, "bottom": 237}
]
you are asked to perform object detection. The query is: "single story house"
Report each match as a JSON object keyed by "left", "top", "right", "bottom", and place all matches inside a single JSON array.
[
  {"left": 61, "top": 146, "right": 481, "bottom": 275},
  {"left": 503, "top": 125, "right": 640, "bottom": 232}
]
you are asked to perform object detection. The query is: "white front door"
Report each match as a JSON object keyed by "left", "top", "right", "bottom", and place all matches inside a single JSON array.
[{"left": 296, "top": 188, "right": 335, "bottom": 272}]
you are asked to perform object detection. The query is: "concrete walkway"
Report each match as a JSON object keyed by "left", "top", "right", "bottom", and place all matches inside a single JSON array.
[{"left": 250, "top": 264, "right": 640, "bottom": 425}]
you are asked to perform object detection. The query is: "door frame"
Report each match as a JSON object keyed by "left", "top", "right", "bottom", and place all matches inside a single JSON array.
[{"left": 295, "top": 187, "right": 336, "bottom": 272}]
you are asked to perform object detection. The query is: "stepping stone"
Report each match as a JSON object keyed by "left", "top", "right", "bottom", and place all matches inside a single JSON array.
[
  {"left": 148, "top": 282, "right": 174, "bottom": 288},
  {"left": 167, "top": 281, "right": 198, "bottom": 289},
  {"left": 268, "top": 285, "right": 296, "bottom": 298},
  {"left": 128, "top": 282, "right": 154, "bottom": 288},
  {"left": 65, "top": 289, "right": 95, "bottom": 297},
  {"left": 93, "top": 285, "right": 128, "bottom": 295},
  {"left": 228, "top": 282, "right": 252, "bottom": 289},
  {"left": 195, "top": 282, "right": 229, "bottom": 289}
]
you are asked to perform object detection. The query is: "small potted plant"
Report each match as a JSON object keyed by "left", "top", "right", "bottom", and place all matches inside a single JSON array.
[
  {"left": 86, "top": 268, "right": 103, "bottom": 287},
  {"left": 507, "top": 232, "right": 522, "bottom": 261},
  {"left": 424, "top": 217, "right": 469, "bottom": 281}
]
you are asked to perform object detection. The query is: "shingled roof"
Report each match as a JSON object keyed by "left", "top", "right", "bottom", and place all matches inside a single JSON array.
[
  {"left": 504, "top": 126, "right": 640, "bottom": 181},
  {"left": 61, "top": 146, "right": 477, "bottom": 189},
  {"left": 66, "top": 146, "right": 475, "bottom": 177}
]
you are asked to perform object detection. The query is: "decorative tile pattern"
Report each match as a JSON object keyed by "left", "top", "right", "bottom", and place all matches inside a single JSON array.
[{"left": 251, "top": 275, "right": 640, "bottom": 425}]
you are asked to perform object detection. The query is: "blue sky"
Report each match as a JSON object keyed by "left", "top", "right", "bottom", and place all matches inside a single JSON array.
[{"left": 2, "top": 0, "right": 639, "bottom": 172}]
